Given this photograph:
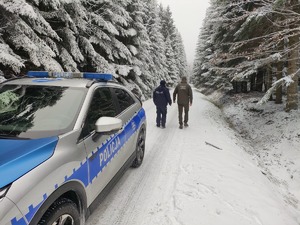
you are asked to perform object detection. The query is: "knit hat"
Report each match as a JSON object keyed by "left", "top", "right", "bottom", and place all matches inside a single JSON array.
[{"left": 160, "top": 80, "right": 166, "bottom": 86}]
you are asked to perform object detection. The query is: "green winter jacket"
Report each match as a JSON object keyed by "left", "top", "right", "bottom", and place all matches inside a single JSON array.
[{"left": 173, "top": 81, "right": 193, "bottom": 105}]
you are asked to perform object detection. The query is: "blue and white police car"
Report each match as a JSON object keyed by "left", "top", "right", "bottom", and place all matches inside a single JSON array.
[{"left": 0, "top": 71, "right": 146, "bottom": 225}]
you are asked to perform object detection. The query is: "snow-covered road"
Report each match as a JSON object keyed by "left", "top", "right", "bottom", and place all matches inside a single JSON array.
[{"left": 86, "top": 90, "right": 299, "bottom": 225}]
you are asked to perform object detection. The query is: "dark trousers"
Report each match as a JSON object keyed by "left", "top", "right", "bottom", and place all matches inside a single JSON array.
[
  {"left": 178, "top": 104, "right": 189, "bottom": 125},
  {"left": 156, "top": 106, "right": 167, "bottom": 126}
]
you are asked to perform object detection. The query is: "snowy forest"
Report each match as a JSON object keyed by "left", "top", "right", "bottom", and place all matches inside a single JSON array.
[
  {"left": 193, "top": 0, "right": 300, "bottom": 112},
  {"left": 2, "top": 0, "right": 300, "bottom": 112},
  {"left": 0, "top": 0, "right": 187, "bottom": 100}
]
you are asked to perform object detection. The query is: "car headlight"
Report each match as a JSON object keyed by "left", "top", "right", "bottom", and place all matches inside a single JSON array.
[{"left": 0, "top": 185, "right": 11, "bottom": 201}]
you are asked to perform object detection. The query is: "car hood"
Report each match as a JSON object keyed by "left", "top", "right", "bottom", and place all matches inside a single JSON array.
[{"left": 0, "top": 136, "right": 59, "bottom": 188}]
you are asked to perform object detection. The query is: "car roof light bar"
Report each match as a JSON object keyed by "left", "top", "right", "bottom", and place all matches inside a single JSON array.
[
  {"left": 27, "top": 71, "right": 49, "bottom": 78},
  {"left": 27, "top": 71, "right": 113, "bottom": 81},
  {"left": 83, "top": 73, "right": 113, "bottom": 80}
]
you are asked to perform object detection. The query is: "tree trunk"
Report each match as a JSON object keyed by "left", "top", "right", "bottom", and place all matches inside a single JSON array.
[
  {"left": 275, "top": 62, "right": 282, "bottom": 104},
  {"left": 250, "top": 74, "right": 256, "bottom": 91},
  {"left": 285, "top": 35, "right": 299, "bottom": 112},
  {"left": 266, "top": 67, "right": 273, "bottom": 100},
  {"left": 256, "top": 71, "right": 264, "bottom": 92}
]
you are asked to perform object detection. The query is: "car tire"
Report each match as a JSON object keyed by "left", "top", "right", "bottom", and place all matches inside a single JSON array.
[
  {"left": 131, "top": 128, "right": 145, "bottom": 168},
  {"left": 38, "top": 198, "right": 80, "bottom": 225}
]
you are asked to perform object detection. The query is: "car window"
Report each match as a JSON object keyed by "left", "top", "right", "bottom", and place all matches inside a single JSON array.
[
  {"left": 0, "top": 84, "right": 86, "bottom": 139},
  {"left": 113, "top": 88, "right": 135, "bottom": 112},
  {"left": 81, "top": 87, "right": 117, "bottom": 138}
]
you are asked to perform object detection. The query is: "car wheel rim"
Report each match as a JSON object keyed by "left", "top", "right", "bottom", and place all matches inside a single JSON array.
[
  {"left": 52, "top": 214, "right": 74, "bottom": 225},
  {"left": 137, "top": 131, "right": 145, "bottom": 163}
]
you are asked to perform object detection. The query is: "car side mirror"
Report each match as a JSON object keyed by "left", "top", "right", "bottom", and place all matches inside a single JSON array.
[{"left": 95, "top": 117, "right": 122, "bottom": 134}]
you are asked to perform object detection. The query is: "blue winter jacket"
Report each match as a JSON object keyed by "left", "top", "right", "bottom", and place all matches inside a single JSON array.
[{"left": 153, "top": 85, "right": 172, "bottom": 107}]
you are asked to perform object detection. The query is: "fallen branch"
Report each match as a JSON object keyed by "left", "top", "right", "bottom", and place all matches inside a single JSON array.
[{"left": 205, "top": 141, "right": 222, "bottom": 150}]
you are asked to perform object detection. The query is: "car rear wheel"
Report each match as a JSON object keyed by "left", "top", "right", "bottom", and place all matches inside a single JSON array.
[
  {"left": 131, "top": 128, "right": 145, "bottom": 168},
  {"left": 38, "top": 198, "right": 80, "bottom": 225}
]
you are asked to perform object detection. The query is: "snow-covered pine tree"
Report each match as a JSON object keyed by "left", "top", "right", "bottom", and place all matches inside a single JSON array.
[
  {"left": 144, "top": 0, "right": 168, "bottom": 84},
  {"left": 61, "top": 1, "right": 106, "bottom": 72},
  {"left": 194, "top": 0, "right": 300, "bottom": 111},
  {"left": 232, "top": 0, "right": 300, "bottom": 111},
  {"left": 0, "top": 0, "right": 186, "bottom": 100},
  {"left": 173, "top": 31, "right": 188, "bottom": 81},
  {"left": 30, "top": 0, "right": 89, "bottom": 72},
  {"left": 0, "top": 0, "right": 64, "bottom": 76},
  {"left": 165, "top": 36, "right": 178, "bottom": 82},
  {"left": 84, "top": 0, "right": 133, "bottom": 75},
  {"left": 126, "top": 0, "right": 154, "bottom": 99},
  {"left": 159, "top": 5, "right": 181, "bottom": 83},
  {"left": 193, "top": 0, "right": 231, "bottom": 94},
  {"left": 0, "top": 38, "right": 25, "bottom": 75}
]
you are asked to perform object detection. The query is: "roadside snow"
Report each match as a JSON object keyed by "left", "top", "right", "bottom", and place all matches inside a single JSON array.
[
  {"left": 222, "top": 91, "right": 300, "bottom": 220},
  {"left": 86, "top": 89, "right": 300, "bottom": 225}
]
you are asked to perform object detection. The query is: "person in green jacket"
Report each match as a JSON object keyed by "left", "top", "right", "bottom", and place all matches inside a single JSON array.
[{"left": 173, "top": 76, "right": 193, "bottom": 129}]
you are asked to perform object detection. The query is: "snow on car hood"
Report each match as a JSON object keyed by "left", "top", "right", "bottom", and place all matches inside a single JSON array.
[{"left": 0, "top": 136, "right": 58, "bottom": 188}]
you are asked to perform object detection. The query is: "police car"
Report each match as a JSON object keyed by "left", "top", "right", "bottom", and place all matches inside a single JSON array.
[{"left": 0, "top": 71, "right": 146, "bottom": 225}]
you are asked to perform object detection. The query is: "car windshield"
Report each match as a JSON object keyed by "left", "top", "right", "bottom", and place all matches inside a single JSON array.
[{"left": 0, "top": 84, "right": 87, "bottom": 139}]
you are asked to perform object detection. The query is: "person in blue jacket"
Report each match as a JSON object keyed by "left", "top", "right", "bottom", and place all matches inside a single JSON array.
[{"left": 153, "top": 80, "right": 172, "bottom": 128}]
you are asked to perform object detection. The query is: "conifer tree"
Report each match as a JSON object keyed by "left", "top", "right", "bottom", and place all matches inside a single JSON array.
[
  {"left": 40, "top": 0, "right": 86, "bottom": 72},
  {"left": 174, "top": 31, "right": 188, "bottom": 78},
  {"left": 193, "top": 0, "right": 228, "bottom": 93},
  {"left": 125, "top": 0, "right": 155, "bottom": 98},
  {"left": 83, "top": 0, "right": 133, "bottom": 74},
  {"left": 165, "top": 36, "right": 178, "bottom": 81},
  {"left": 194, "top": 0, "right": 300, "bottom": 111},
  {"left": 144, "top": 0, "right": 168, "bottom": 83},
  {"left": 0, "top": 0, "right": 64, "bottom": 75},
  {"left": 159, "top": 5, "right": 182, "bottom": 83},
  {"left": 0, "top": 0, "right": 187, "bottom": 99}
]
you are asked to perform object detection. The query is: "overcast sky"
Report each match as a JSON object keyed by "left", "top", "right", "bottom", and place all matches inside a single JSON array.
[{"left": 157, "top": 0, "right": 211, "bottom": 67}]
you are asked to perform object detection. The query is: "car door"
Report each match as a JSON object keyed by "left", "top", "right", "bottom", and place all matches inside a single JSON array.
[
  {"left": 80, "top": 86, "right": 124, "bottom": 205},
  {"left": 111, "top": 87, "right": 140, "bottom": 165}
]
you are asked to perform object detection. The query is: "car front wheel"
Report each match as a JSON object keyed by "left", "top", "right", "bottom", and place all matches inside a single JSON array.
[
  {"left": 38, "top": 198, "right": 80, "bottom": 225},
  {"left": 131, "top": 128, "right": 145, "bottom": 168}
]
